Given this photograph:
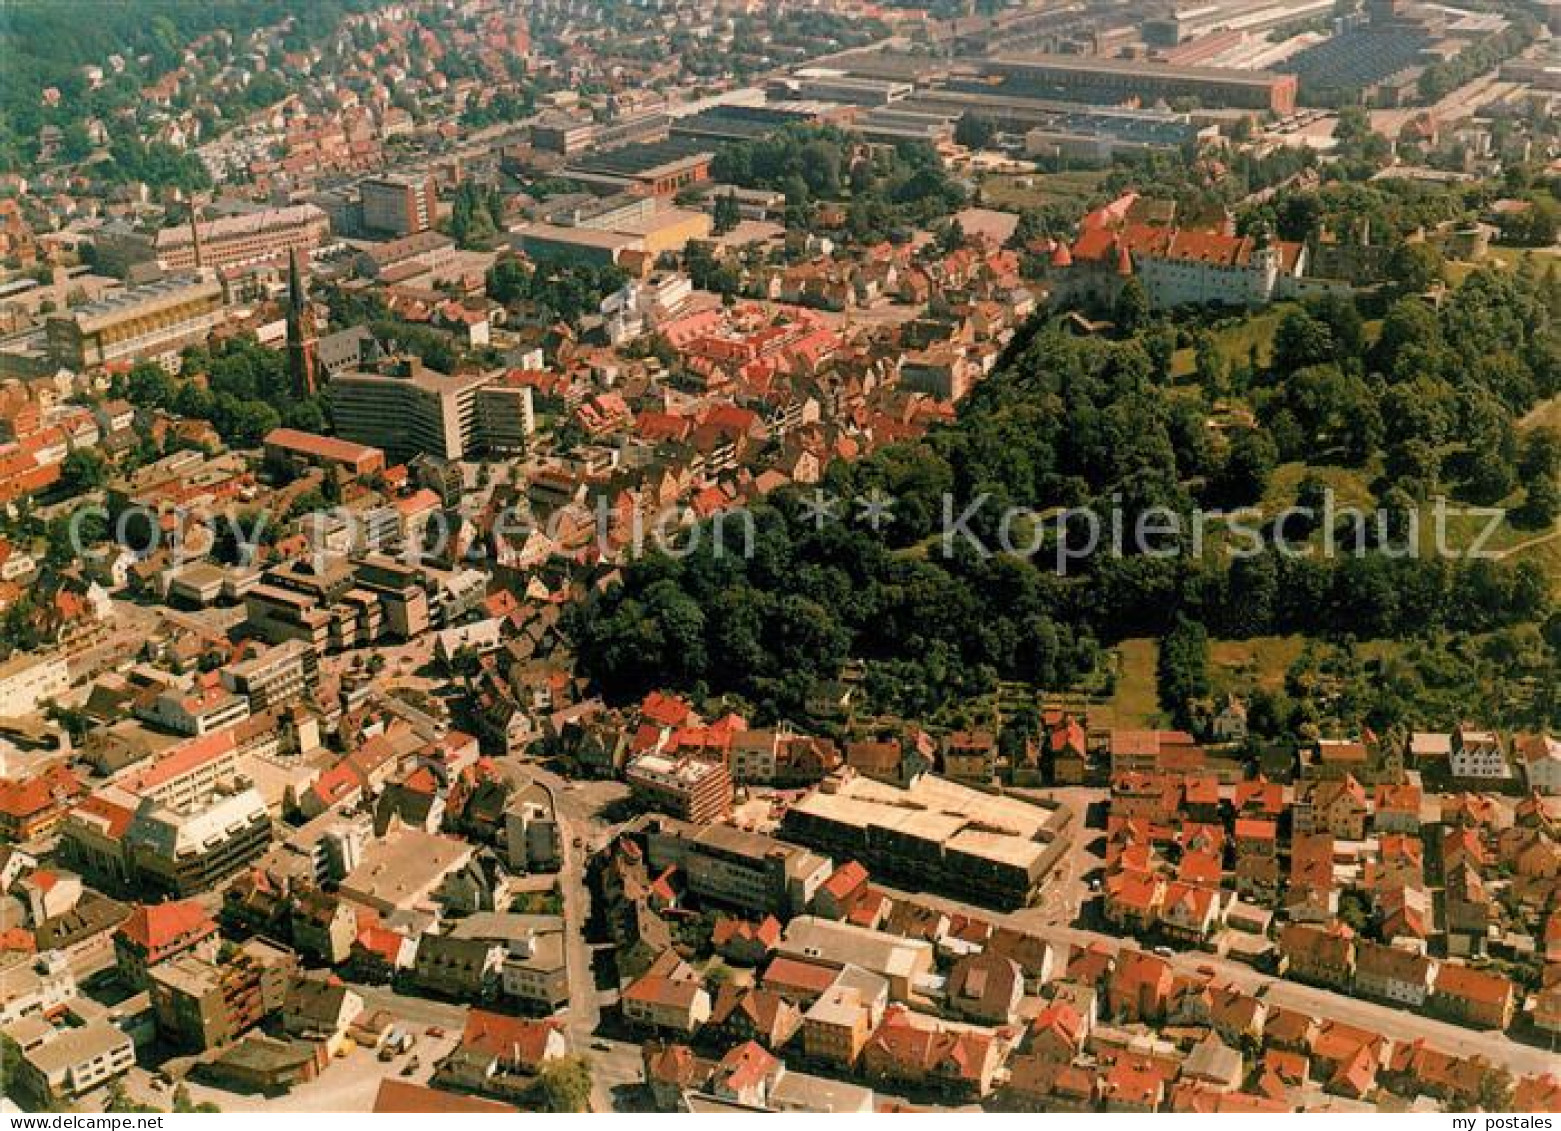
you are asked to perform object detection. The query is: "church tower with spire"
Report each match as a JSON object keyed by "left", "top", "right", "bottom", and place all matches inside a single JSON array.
[
  {"left": 188, "top": 199, "right": 207, "bottom": 271},
  {"left": 286, "top": 248, "right": 319, "bottom": 399}
]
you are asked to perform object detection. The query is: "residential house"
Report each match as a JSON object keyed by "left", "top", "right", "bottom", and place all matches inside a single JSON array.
[
  {"left": 438, "top": 1010, "right": 568, "bottom": 1096},
  {"left": 945, "top": 952, "right": 1023, "bottom": 1026},
  {"left": 709, "top": 1041, "right": 784, "bottom": 1108},
  {"left": 1294, "top": 775, "right": 1368, "bottom": 840},
  {"left": 1159, "top": 882, "right": 1222, "bottom": 944},
  {"left": 289, "top": 888, "right": 357, "bottom": 965},
  {"left": 1107, "top": 950, "right": 1173, "bottom": 1023},
  {"left": 860, "top": 1005, "right": 1000, "bottom": 1098},
  {"left": 408, "top": 933, "right": 503, "bottom": 1002},
  {"left": 1104, "top": 872, "right": 1162, "bottom": 934},
  {"left": 1353, "top": 941, "right": 1435, "bottom": 1008},
  {"left": 622, "top": 953, "right": 711, "bottom": 1035},
  {"left": 800, "top": 964, "right": 887, "bottom": 1069},
  {"left": 942, "top": 731, "right": 997, "bottom": 785},
  {"left": 281, "top": 974, "right": 364, "bottom": 1056},
  {"left": 1278, "top": 923, "right": 1355, "bottom": 990},
  {"left": 1432, "top": 963, "right": 1515, "bottom": 1029},
  {"left": 1515, "top": 733, "right": 1561, "bottom": 795},
  {"left": 707, "top": 984, "right": 803, "bottom": 1050},
  {"left": 642, "top": 1042, "right": 713, "bottom": 1111},
  {"left": 1099, "top": 1052, "right": 1172, "bottom": 1113},
  {"left": 712, "top": 915, "right": 782, "bottom": 966},
  {"left": 1451, "top": 726, "right": 1511, "bottom": 782},
  {"left": 1373, "top": 783, "right": 1422, "bottom": 835}
]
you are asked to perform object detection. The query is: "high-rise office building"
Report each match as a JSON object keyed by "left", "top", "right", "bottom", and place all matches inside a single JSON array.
[{"left": 359, "top": 173, "right": 438, "bottom": 237}]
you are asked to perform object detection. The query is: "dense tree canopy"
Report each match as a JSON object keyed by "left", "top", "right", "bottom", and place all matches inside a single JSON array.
[{"left": 572, "top": 266, "right": 1559, "bottom": 725}]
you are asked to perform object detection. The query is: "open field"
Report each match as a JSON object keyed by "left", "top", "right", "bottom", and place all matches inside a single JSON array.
[
  {"left": 1446, "top": 242, "right": 1560, "bottom": 285},
  {"left": 1101, "top": 634, "right": 1427, "bottom": 730},
  {"left": 1521, "top": 392, "right": 1561, "bottom": 435},
  {"left": 1098, "top": 637, "right": 1161, "bottom": 728},
  {"left": 978, "top": 169, "right": 1110, "bottom": 213}
]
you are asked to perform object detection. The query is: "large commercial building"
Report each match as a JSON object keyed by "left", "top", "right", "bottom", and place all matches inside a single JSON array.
[
  {"left": 781, "top": 773, "right": 1075, "bottom": 911},
  {"left": 531, "top": 111, "right": 669, "bottom": 155},
  {"left": 44, "top": 274, "right": 227, "bottom": 371},
  {"left": 779, "top": 71, "right": 913, "bottom": 106},
  {"left": 6, "top": 1019, "right": 136, "bottom": 1106},
  {"left": 327, "top": 360, "right": 534, "bottom": 461},
  {"left": 123, "top": 784, "right": 273, "bottom": 896},
  {"left": 123, "top": 729, "right": 242, "bottom": 814},
  {"left": 262, "top": 427, "right": 387, "bottom": 478},
  {"left": 243, "top": 556, "right": 380, "bottom": 652},
  {"left": 359, "top": 173, "right": 438, "bottom": 236},
  {"left": 0, "top": 650, "right": 69, "bottom": 716},
  {"left": 643, "top": 816, "right": 832, "bottom": 916},
  {"left": 626, "top": 754, "right": 734, "bottom": 825},
  {"left": 155, "top": 204, "right": 330, "bottom": 272},
  {"left": 984, "top": 54, "right": 1298, "bottom": 114},
  {"left": 562, "top": 138, "right": 715, "bottom": 198},
  {"left": 242, "top": 554, "right": 432, "bottom": 652},
  {"left": 220, "top": 639, "right": 320, "bottom": 712},
  {"left": 149, "top": 938, "right": 295, "bottom": 1051}
]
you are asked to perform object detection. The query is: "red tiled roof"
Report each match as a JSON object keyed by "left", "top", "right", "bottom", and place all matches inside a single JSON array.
[
  {"left": 1434, "top": 962, "right": 1513, "bottom": 1006},
  {"left": 821, "top": 860, "right": 868, "bottom": 899},
  {"left": 129, "top": 729, "right": 237, "bottom": 792},
  {"left": 461, "top": 1009, "right": 563, "bottom": 1069},
  {"left": 640, "top": 691, "right": 692, "bottom": 729},
  {"left": 0, "top": 763, "right": 81, "bottom": 819},
  {"left": 762, "top": 954, "right": 839, "bottom": 997},
  {"left": 118, "top": 898, "right": 217, "bottom": 953},
  {"left": 717, "top": 1040, "right": 778, "bottom": 1091},
  {"left": 374, "top": 1080, "right": 517, "bottom": 1114},
  {"left": 623, "top": 973, "right": 703, "bottom": 1011}
]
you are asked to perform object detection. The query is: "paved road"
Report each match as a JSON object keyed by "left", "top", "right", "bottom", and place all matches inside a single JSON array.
[{"left": 490, "top": 758, "right": 642, "bottom": 1110}]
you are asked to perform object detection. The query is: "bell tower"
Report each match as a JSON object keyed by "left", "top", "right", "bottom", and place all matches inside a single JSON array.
[{"left": 286, "top": 248, "right": 319, "bottom": 399}]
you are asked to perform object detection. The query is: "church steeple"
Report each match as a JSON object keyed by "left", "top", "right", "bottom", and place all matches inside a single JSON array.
[
  {"left": 188, "top": 198, "right": 206, "bottom": 270},
  {"left": 286, "top": 248, "right": 319, "bottom": 399}
]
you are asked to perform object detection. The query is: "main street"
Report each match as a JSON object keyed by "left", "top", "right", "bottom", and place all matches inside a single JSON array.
[{"left": 491, "top": 758, "right": 643, "bottom": 1110}]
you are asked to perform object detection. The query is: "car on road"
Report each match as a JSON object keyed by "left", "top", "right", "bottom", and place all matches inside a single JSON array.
[
  {"left": 591, "top": 1040, "right": 612, "bottom": 1051},
  {"left": 1152, "top": 945, "right": 1175, "bottom": 958},
  {"left": 424, "top": 1026, "right": 445, "bottom": 1038}
]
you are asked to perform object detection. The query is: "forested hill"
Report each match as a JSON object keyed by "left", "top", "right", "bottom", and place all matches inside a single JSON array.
[
  {"left": 569, "top": 265, "right": 1560, "bottom": 728},
  {"left": 0, "top": 0, "right": 373, "bottom": 171}
]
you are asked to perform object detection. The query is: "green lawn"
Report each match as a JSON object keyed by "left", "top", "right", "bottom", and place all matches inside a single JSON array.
[
  {"left": 1208, "top": 635, "right": 1309, "bottom": 696},
  {"left": 979, "top": 169, "right": 1110, "bottom": 213},
  {"left": 1098, "top": 634, "right": 1404, "bottom": 729},
  {"left": 1098, "top": 637, "right": 1162, "bottom": 729},
  {"left": 1170, "top": 304, "right": 1294, "bottom": 379},
  {"left": 1446, "top": 243, "right": 1560, "bottom": 286}
]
